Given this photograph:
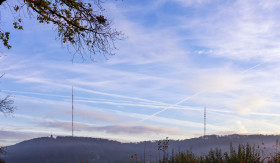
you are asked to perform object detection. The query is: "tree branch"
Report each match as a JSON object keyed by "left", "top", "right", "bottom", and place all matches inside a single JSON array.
[
  {"left": 1, "top": 0, "right": 123, "bottom": 59},
  {"left": 0, "top": 0, "right": 6, "bottom": 6}
]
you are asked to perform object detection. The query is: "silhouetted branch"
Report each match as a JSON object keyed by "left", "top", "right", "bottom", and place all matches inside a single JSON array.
[
  {"left": 0, "top": 95, "right": 14, "bottom": 114},
  {"left": 0, "top": 0, "right": 6, "bottom": 5},
  {"left": 0, "top": 74, "right": 15, "bottom": 115},
  {"left": 0, "top": 0, "right": 123, "bottom": 61}
]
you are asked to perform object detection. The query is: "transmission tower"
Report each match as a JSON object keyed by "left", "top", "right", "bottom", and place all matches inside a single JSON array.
[{"left": 204, "top": 106, "right": 206, "bottom": 137}]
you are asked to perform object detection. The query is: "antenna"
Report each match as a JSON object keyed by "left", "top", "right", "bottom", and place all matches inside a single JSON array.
[
  {"left": 204, "top": 106, "right": 206, "bottom": 137},
  {"left": 72, "top": 86, "right": 74, "bottom": 137}
]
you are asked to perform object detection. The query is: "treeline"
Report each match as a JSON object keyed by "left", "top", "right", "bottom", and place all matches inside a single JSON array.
[
  {"left": 2, "top": 135, "right": 280, "bottom": 163},
  {"left": 130, "top": 139, "right": 280, "bottom": 162}
]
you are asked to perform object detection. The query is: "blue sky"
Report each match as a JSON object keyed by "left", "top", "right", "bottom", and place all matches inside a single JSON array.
[{"left": 2, "top": 0, "right": 280, "bottom": 145}]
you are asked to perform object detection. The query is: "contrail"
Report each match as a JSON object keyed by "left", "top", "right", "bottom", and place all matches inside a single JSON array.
[
  {"left": 0, "top": 89, "right": 201, "bottom": 111},
  {"left": 238, "top": 63, "right": 264, "bottom": 74},
  {"left": 138, "top": 91, "right": 202, "bottom": 123},
  {"left": 74, "top": 87, "right": 167, "bottom": 105},
  {"left": 2, "top": 62, "right": 264, "bottom": 125},
  {"left": 1, "top": 88, "right": 165, "bottom": 106},
  {"left": 1, "top": 90, "right": 71, "bottom": 98},
  {"left": 138, "top": 62, "right": 264, "bottom": 123}
]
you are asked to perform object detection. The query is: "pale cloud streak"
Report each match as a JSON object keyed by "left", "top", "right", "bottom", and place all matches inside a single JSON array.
[{"left": 177, "top": 0, "right": 280, "bottom": 62}]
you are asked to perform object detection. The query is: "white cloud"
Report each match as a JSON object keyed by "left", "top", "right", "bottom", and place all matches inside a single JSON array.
[
  {"left": 234, "top": 94, "right": 267, "bottom": 115},
  {"left": 178, "top": 0, "right": 280, "bottom": 62},
  {"left": 174, "top": 0, "right": 214, "bottom": 7},
  {"left": 155, "top": 0, "right": 214, "bottom": 7},
  {"left": 186, "top": 67, "right": 244, "bottom": 93}
]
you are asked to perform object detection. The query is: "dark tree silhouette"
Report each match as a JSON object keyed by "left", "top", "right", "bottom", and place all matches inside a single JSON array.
[
  {"left": 0, "top": 74, "right": 14, "bottom": 115},
  {"left": 0, "top": 95, "right": 14, "bottom": 114},
  {"left": 0, "top": 0, "right": 123, "bottom": 60},
  {"left": 0, "top": 74, "right": 14, "bottom": 163},
  {"left": 0, "top": 147, "right": 4, "bottom": 163}
]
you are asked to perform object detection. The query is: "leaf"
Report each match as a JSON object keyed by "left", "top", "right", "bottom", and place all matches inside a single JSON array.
[{"left": 14, "top": 5, "right": 20, "bottom": 12}]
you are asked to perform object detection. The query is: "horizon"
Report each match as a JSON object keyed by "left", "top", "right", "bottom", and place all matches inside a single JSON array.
[
  {"left": 5, "top": 133, "right": 280, "bottom": 147},
  {"left": 2, "top": 0, "right": 280, "bottom": 146}
]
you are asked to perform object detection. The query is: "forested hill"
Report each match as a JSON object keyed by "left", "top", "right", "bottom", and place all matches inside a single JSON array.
[{"left": 2, "top": 134, "right": 280, "bottom": 163}]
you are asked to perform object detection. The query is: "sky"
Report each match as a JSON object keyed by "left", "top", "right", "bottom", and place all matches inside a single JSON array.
[{"left": 1, "top": 0, "right": 280, "bottom": 146}]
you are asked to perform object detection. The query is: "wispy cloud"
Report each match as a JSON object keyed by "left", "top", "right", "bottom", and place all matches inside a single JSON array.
[
  {"left": 37, "top": 120, "right": 186, "bottom": 135},
  {"left": 177, "top": 0, "right": 280, "bottom": 62}
]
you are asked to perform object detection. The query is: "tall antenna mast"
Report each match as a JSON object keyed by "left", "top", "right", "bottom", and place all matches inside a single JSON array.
[
  {"left": 204, "top": 106, "right": 206, "bottom": 137},
  {"left": 72, "top": 86, "right": 74, "bottom": 137}
]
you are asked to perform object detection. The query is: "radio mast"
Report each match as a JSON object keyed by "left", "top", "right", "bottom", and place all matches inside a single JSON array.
[{"left": 204, "top": 106, "right": 206, "bottom": 137}]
